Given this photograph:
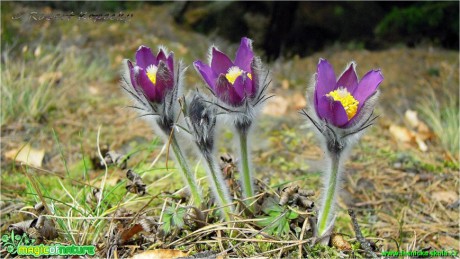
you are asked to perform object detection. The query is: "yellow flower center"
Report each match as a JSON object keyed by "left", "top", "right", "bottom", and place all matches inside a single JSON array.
[
  {"left": 326, "top": 87, "right": 359, "bottom": 120},
  {"left": 225, "top": 66, "right": 252, "bottom": 84},
  {"left": 146, "top": 64, "right": 158, "bottom": 85}
]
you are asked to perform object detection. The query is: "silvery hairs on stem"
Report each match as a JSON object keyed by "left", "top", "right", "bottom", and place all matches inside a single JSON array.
[
  {"left": 204, "top": 56, "right": 272, "bottom": 203},
  {"left": 121, "top": 54, "right": 203, "bottom": 206},
  {"left": 301, "top": 73, "right": 380, "bottom": 239},
  {"left": 184, "top": 92, "right": 234, "bottom": 218},
  {"left": 184, "top": 92, "right": 217, "bottom": 156}
]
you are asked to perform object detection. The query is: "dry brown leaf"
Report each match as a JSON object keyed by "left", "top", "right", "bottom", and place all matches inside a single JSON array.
[
  {"left": 415, "top": 135, "right": 428, "bottom": 152},
  {"left": 331, "top": 233, "right": 352, "bottom": 251},
  {"left": 290, "top": 93, "right": 307, "bottom": 110},
  {"left": 417, "top": 122, "right": 432, "bottom": 136},
  {"left": 5, "top": 143, "right": 45, "bottom": 167},
  {"left": 262, "top": 95, "right": 289, "bottom": 116},
  {"left": 120, "top": 224, "right": 144, "bottom": 244},
  {"left": 404, "top": 109, "right": 420, "bottom": 128},
  {"left": 389, "top": 125, "right": 429, "bottom": 152},
  {"left": 432, "top": 191, "right": 458, "bottom": 204},
  {"left": 389, "top": 125, "right": 413, "bottom": 143},
  {"left": 404, "top": 109, "right": 433, "bottom": 142},
  {"left": 132, "top": 249, "right": 188, "bottom": 259}
]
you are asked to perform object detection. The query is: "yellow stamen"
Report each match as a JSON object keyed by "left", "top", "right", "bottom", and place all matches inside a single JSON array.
[
  {"left": 146, "top": 65, "right": 158, "bottom": 85},
  {"left": 225, "top": 66, "right": 251, "bottom": 84},
  {"left": 326, "top": 87, "right": 359, "bottom": 120}
]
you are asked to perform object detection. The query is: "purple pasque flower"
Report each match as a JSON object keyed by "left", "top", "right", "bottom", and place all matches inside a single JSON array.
[
  {"left": 314, "top": 59, "right": 383, "bottom": 128},
  {"left": 128, "top": 45, "right": 174, "bottom": 103},
  {"left": 122, "top": 45, "right": 183, "bottom": 134},
  {"left": 194, "top": 37, "right": 256, "bottom": 107}
]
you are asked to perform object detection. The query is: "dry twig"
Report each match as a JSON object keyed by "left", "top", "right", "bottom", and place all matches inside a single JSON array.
[{"left": 348, "top": 209, "right": 377, "bottom": 258}]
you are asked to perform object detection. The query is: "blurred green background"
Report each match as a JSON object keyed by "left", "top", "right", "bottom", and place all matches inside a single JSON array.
[{"left": 3, "top": 1, "right": 459, "bottom": 60}]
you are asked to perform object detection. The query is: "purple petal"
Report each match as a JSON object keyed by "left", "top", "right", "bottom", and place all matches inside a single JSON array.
[
  {"left": 234, "top": 37, "right": 254, "bottom": 72},
  {"left": 155, "top": 61, "right": 174, "bottom": 102},
  {"left": 211, "top": 47, "right": 234, "bottom": 75},
  {"left": 232, "top": 75, "right": 246, "bottom": 98},
  {"left": 194, "top": 60, "right": 218, "bottom": 90},
  {"left": 316, "top": 95, "right": 333, "bottom": 121},
  {"left": 330, "top": 101, "right": 350, "bottom": 127},
  {"left": 244, "top": 76, "right": 256, "bottom": 98},
  {"left": 214, "top": 74, "right": 244, "bottom": 106},
  {"left": 136, "top": 67, "right": 159, "bottom": 102},
  {"left": 127, "top": 60, "right": 137, "bottom": 89},
  {"left": 316, "top": 96, "right": 349, "bottom": 127},
  {"left": 135, "top": 45, "right": 156, "bottom": 69},
  {"left": 337, "top": 62, "right": 358, "bottom": 93},
  {"left": 315, "top": 59, "right": 337, "bottom": 107},
  {"left": 157, "top": 49, "right": 167, "bottom": 64},
  {"left": 353, "top": 69, "right": 383, "bottom": 108},
  {"left": 236, "top": 74, "right": 255, "bottom": 98}
]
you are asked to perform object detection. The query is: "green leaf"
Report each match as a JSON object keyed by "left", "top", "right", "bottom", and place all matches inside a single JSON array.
[
  {"left": 287, "top": 210, "right": 299, "bottom": 220},
  {"left": 161, "top": 206, "right": 175, "bottom": 234},
  {"left": 261, "top": 197, "right": 283, "bottom": 214},
  {"left": 172, "top": 207, "right": 187, "bottom": 229},
  {"left": 1, "top": 234, "right": 10, "bottom": 242},
  {"left": 161, "top": 205, "right": 188, "bottom": 234},
  {"left": 257, "top": 204, "right": 299, "bottom": 236},
  {"left": 257, "top": 216, "right": 277, "bottom": 227}
]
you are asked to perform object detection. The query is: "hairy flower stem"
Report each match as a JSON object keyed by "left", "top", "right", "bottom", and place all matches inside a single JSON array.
[
  {"left": 317, "top": 151, "right": 341, "bottom": 236},
  {"left": 237, "top": 129, "right": 254, "bottom": 208},
  {"left": 170, "top": 135, "right": 202, "bottom": 207},
  {"left": 203, "top": 153, "right": 233, "bottom": 221}
]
